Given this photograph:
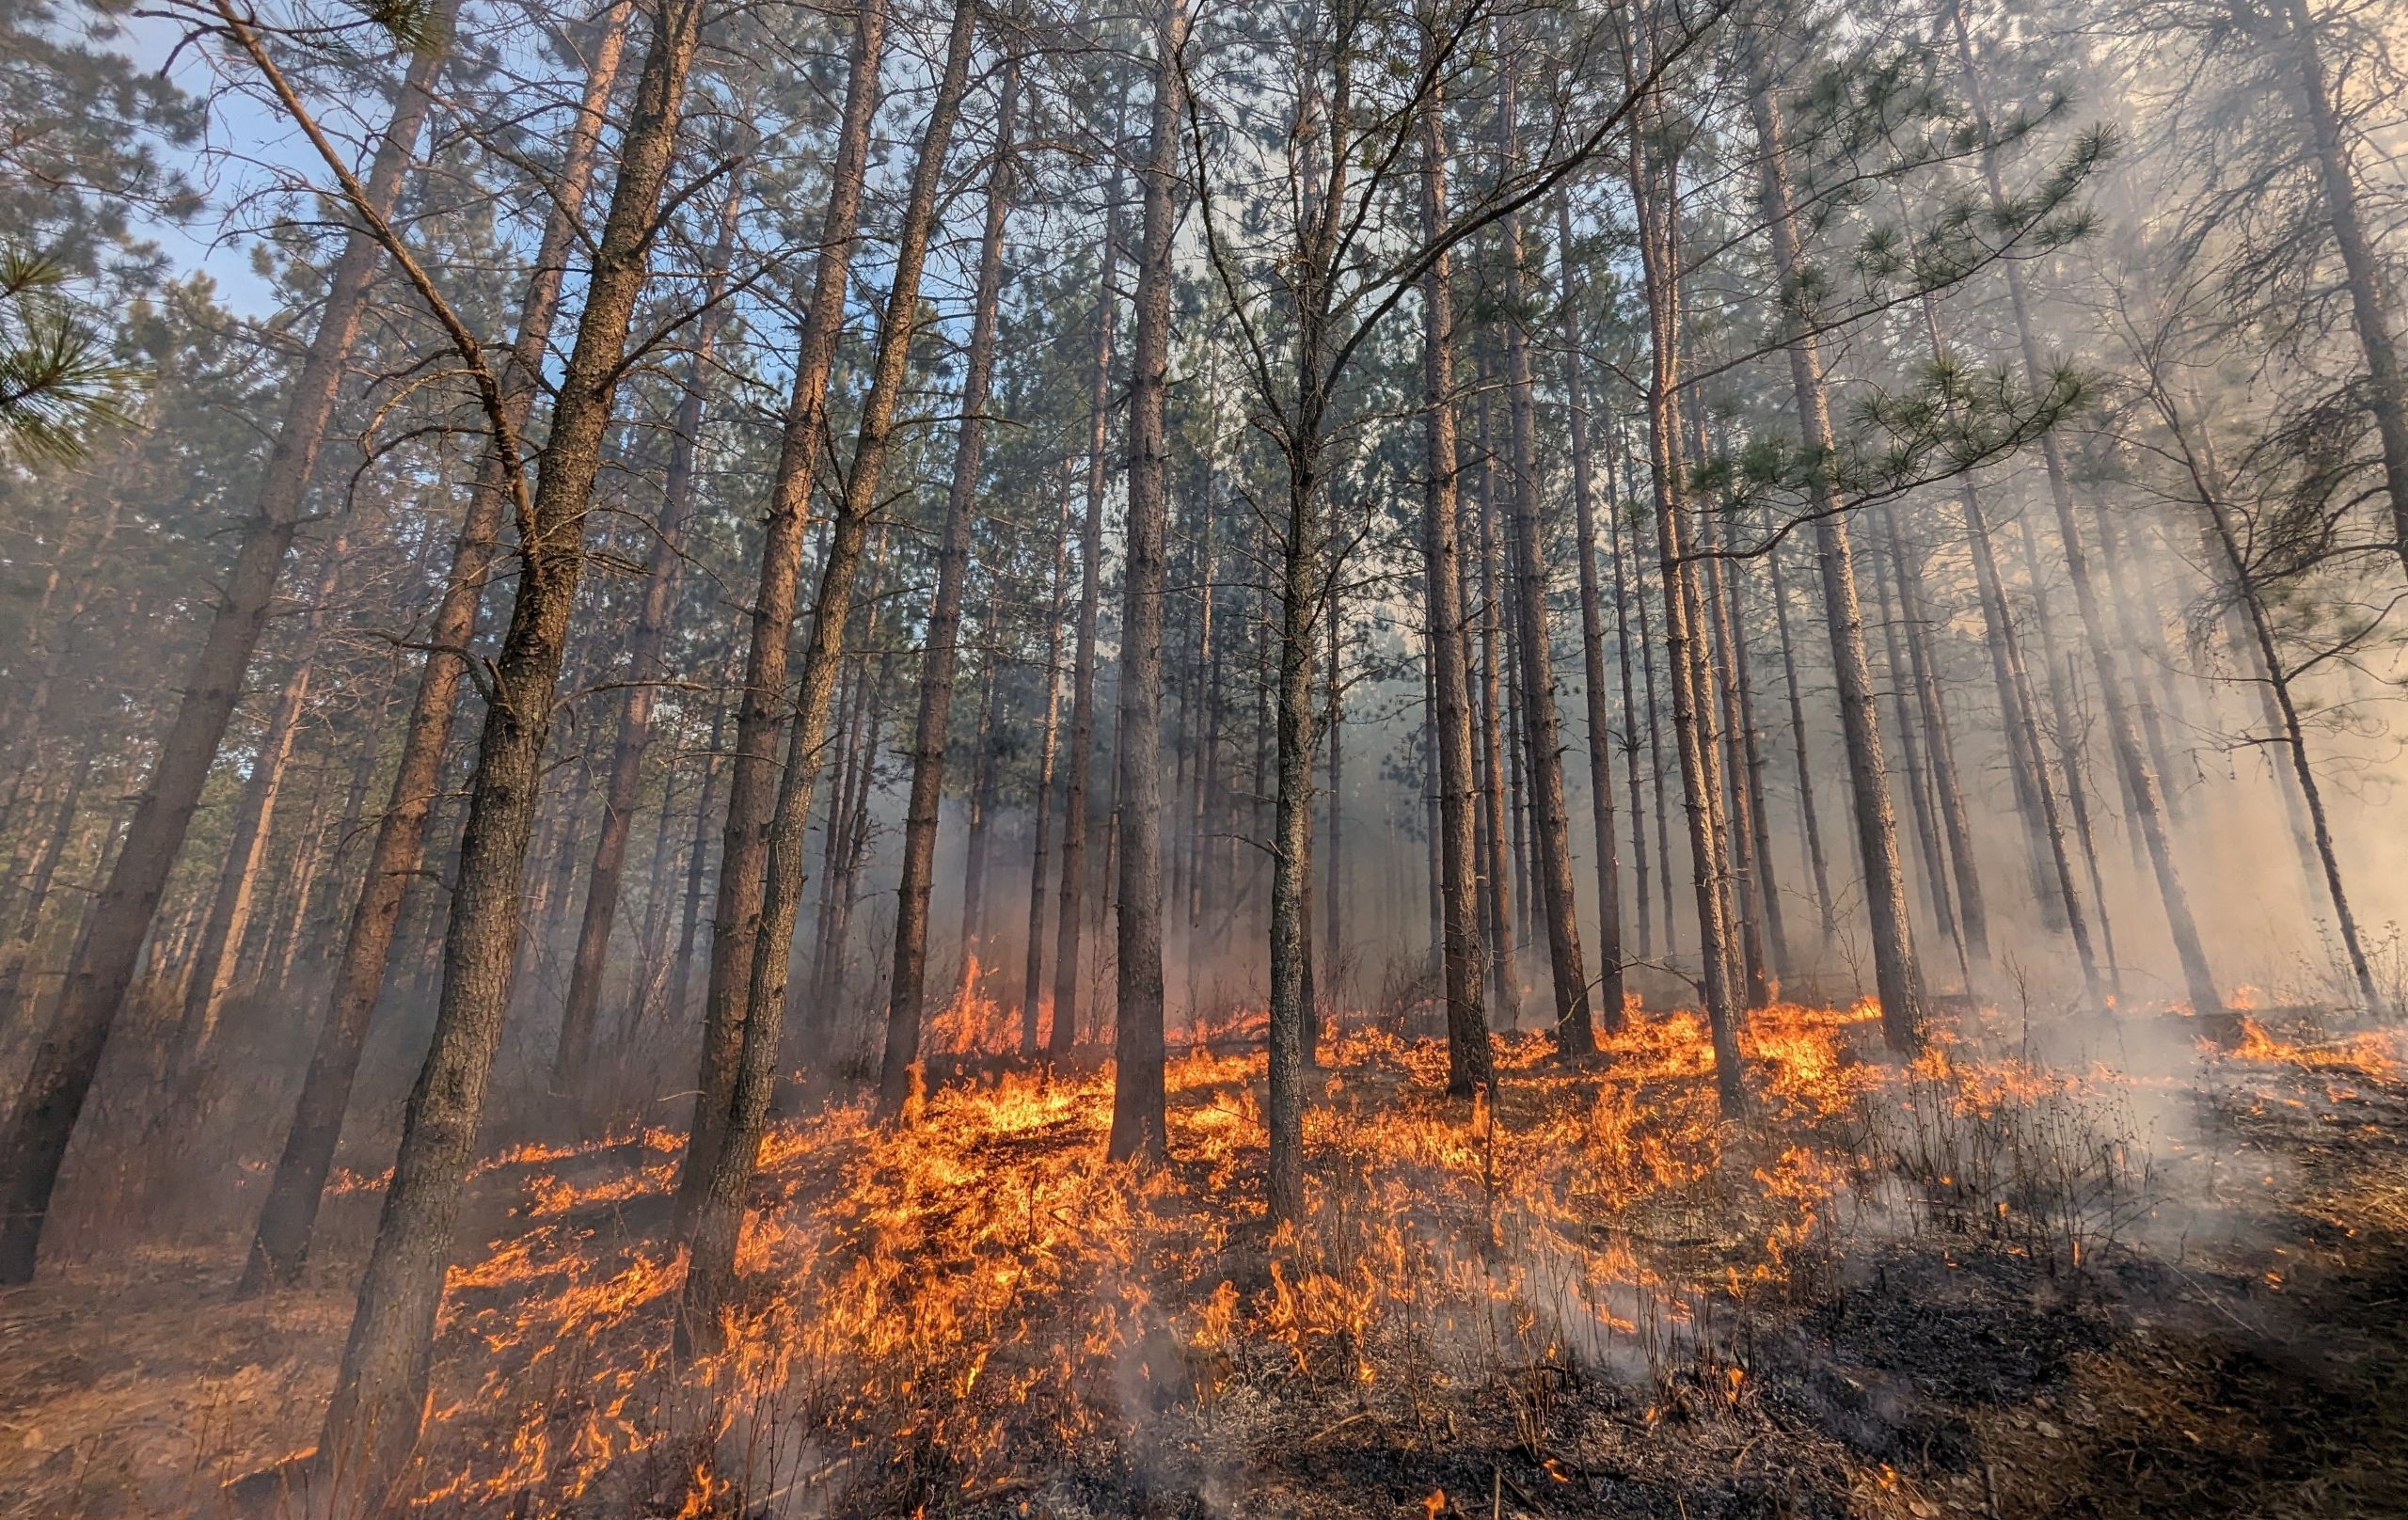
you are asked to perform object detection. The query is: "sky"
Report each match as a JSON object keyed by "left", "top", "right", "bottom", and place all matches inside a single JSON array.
[{"left": 112, "top": 10, "right": 349, "bottom": 315}]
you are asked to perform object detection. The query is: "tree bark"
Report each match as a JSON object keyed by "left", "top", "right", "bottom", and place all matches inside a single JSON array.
[
  {"left": 959, "top": 596, "right": 1004, "bottom": 977},
  {"left": 1749, "top": 67, "right": 1924, "bottom": 1053},
  {"left": 1952, "top": 1, "right": 2214, "bottom": 1015},
  {"left": 2175, "top": 404, "right": 2383, "bottom": 1010},
  {"left": 312, "top": 0, "right": 705, "bottom": 1493},
  {"left": 1625, "top": 91, "right": 1746, "bottom": 1108},
  {"left": 679, "top": 0, "right": 889, "bottom": 1212},
  {"left": 277, "top": 676, "right": 397, "bottom": 997},
  {"left": 1022, "top": 470, "right": 1071, "bottom": 1053},
  {"left": 882, "top": 57, "right": 1017, "bottom": 1106},
  {"left": 1695, "top": 491, "right": 1772, "bottom": 1008},
  {"left": 0, "top": 730, "right": 103, "bottom": 1035},
  {"left": 174, "top": 537, "right": 341, "bottom": 1069},
  {"left": 1601, "top": 441, "right": 1652, "bottom": 969},
  {"left": 240, "top": 4, "right": 629, "bottom": 1294},
  {"left": 1109, "top": 0, "right": 1182, "bottom": 1162},
  {"left": 1559, "top": 193, "right": 1627, "bottom": 1033},
  {"left": 1766, "top": 544, "right": 1835, "bottom": 947},
  {"left": 553, "top": 172, "right": 744, "bottom": 1091},
  {"left": 663, "top": 674, "right": 731, "bottom": 1030},
  {"left": 1634, "top": 486, "right": 1677, "bottom": 959},
  {"left": 678, "top": 0, "right": 981, "bottom": 1342},
  {"left": 1873, "top": 548, "right": 1961, "bottom": 974},
  {"left": 1472, "top": 397, "right": 1520, "bottom": 1022},
  {"left": 1883, "top": 515, "right": 1989, "bottom": 974},
  {"left": 1323, "top": 607, "right": 1342, "bottom": 1015},
  {"left": 2283, "top": 0, "right": 2408, "bottom": 578},
  {"left": 1719, "top": 517, "right": 1791, "bottom": 987},
  {"left": 886, "top": 59, "right": 1016, "bottom": 1098},
  {"left": 1052, "top": 181, "right": 1121, "bottom": 1061},
  {"left": 1184, "top": 431, "right": 1222, "bottom": 1020},
  {"left": 1959, "top": 478, "right": 2097, "bottom": 992}
]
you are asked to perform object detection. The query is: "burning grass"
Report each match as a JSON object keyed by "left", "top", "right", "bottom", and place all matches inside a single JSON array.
[
  {"left": 8, "top": 997, "right": 2397, "bottom": 1518},
  {"left": 393, "top": 1001, "right": 2157, "bottom": 1515}
]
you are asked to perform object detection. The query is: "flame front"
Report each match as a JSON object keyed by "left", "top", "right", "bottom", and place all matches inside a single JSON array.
[{"left": 375, "top": 1000, "right": 2230, "bottom": 1510}]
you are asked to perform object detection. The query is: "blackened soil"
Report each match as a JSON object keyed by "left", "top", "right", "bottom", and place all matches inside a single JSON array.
[{"left": 1006, "top": 1032, "right": 2408, "bottom": 1520}]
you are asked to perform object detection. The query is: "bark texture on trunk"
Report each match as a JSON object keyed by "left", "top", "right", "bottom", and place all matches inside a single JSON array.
[
  {"left": 1109, "top": 0, "right": 1184, "bottom": 1162},
  {"left": 1472, "top": 397, "right": 1520, "bottom": 1022},
  {"left": 554, "top": 175, "right": 744, "bottom": 1091},
  {"left": 1603, "top": 447, "right": 1652, "bottom": 970},
  {"left": 881, "top": 59, "right": 1017, "bottom": 1109},
  {"left": 679, "top": 0, "right": 981, "bottom": 1343},
  {"left": 2282, "top": 0, "right": 2408, "bottom": 577},
  {"left": 1021, "top": 473, "right": 1072, "bottom": 1053},
  {"left": 679, "top": 0, "right": 889, "bottom": 1216},
  {"left": 1494, "top": 87, "right": 1592, "bottom": 1054},
  {"left": 1750, "top": 68, "right": 1925, "bottom": 1054},
  {"left": 1052, "top": 184, "right": 1121, "bottom": 1060},
  {"left": 314, "top": 0, "right": 705, "bottom": 1495},
  {"left": 1559, "top": 193, "right": 1626, "bottom": 1033},
  {"left": 1624, "top": 92, "right": 1747, "bottom": 1108}
]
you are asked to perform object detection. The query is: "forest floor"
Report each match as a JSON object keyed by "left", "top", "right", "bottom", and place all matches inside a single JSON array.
[{"left": 3, "top": 992, "right": 2406, "bottom": 1519}]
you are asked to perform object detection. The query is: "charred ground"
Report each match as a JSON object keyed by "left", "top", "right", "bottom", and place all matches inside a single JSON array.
[{"left": 4, "top": 1001, "right": 2404, "bottom": 1519}]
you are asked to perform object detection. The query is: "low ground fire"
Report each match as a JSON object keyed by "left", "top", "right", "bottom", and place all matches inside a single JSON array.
[{"left": 8, "top": 992, "right": 2406, "bottom": 1517}]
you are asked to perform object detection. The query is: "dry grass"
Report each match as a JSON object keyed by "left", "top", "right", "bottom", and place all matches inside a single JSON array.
[{"left": 2, "top": 1002, "right": 2402, "bottom": 1518}]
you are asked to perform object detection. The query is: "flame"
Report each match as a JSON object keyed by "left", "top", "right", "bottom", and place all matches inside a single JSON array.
[
  {"left": 928, "top": 955, "right": 1018, "bottom": 1056},
  {"left": 2224, "top": 1016, "right": 2403, "bottom": 1096},
  {"left": 323, "top": 999, "right": 2178, "bottom": 1511}
]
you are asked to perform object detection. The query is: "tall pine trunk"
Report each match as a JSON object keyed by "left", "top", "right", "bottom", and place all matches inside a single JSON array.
[
  {"left": 554, "top": 174, "right": 744, "bottom": 1091},
  {"left": 881, "top": 61, "right": 1017, "bottom": 1100},
  {"left": 1766, "top": 545, "right": 1836, "bottom": 946},
  {"left": 1601, "top": 445, "right": 1652, "bottom": 968},
  {"left": 1873, "top": 553, "right": 1960, "bottom": 973},
  {"left": 1560, "top": 197, "right": 1626, "bottom": 1031},
  {"left": 1953, "top": 4, "right": 2216, "bottom": 1015},
  {"left": 1695, "top": 493, "right": 1772, "bottom": 1008},
  {"left": 1883, "top": 517, "right": 1989, "bottom": 974},
  {"left": 959, "top": 600, "right": 1004, "bottom": 976},
  {"left": 173, "top": 537, "right": 341, "bottom": 1069},
  {"left": 1961, "top": 478, "right": 2097, "bottom": 991},
  {"left": 664, "top": 676, "right": 731, "bottom": 1029},
  {"left": 1109, "top": 0, "right": 1183, "bottom": 1161},
  {"left": 242, "top": 5, "right": 628, "bottom": 1293},
  {"left": 1052, "top": 185, "right": 1121, "bottom": 1060},
  {"left": 1749, "top": 66, "right": 1924, "bottom": 1053},
  {"left": 2282, "top": 0, "right": 2408, "bottom": 576},
  {"left": 1625, "top": 94, "right": 1747, "bottom": 1108},
  {"left": 2176, "top": 409, "right": 2383, "bottom": 1009},
  {"left": 1496, "top": 103, "right": 1593, "bottom": 1053},
  {"left": 314, "top": 0, "right": 705, "bottom": 1492},
  {"left": 1022, "top": 473, "right": 1072, "bottom": 1053},
  {"left": 679, "top": 0, "right": 889, "bottom": 1211},
  {"left": 1472, "top": 399, "right": 1520, "bottom": 1021},
  {"left": 679, "top": 0, "right": 982, "bottom": 1340},
  {"left": 1720, "top": 530, "right": 1790, "bottom": 983}
]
